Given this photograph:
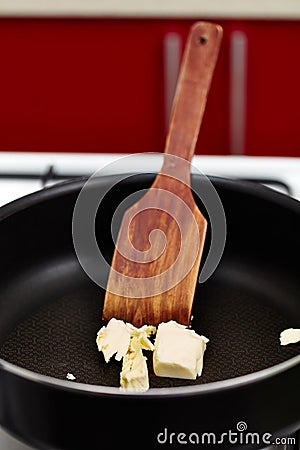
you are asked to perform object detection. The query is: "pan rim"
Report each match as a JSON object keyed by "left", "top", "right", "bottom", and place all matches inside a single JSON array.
[
  {"left": 0, "top": 174, "right": 299, "bottom": 398},
  {"left": 0, "top": 173, "right": 300, "bottom": 220}
]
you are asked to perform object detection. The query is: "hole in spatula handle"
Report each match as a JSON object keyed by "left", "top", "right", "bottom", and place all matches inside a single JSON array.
[{"left": 198, "top": 36, "right": 207, "bottom": 45}]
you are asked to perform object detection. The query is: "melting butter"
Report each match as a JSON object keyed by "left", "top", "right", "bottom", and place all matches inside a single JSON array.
[
  {"left": 96, "top": 318, "right": 131, "bottom": 362},
  {"left": 97, "top": 318, "right": 209, "bottom": 390},
  {"left": 280, "top": 328, "right": 300, "bottom": 345},
  {"left": 96, "top": 318, "right": 156, "bottom": 392}
]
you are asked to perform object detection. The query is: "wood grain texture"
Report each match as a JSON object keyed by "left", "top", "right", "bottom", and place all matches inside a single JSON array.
[{"left": 103, "top": 22, "right": 223, "bottom": 327}]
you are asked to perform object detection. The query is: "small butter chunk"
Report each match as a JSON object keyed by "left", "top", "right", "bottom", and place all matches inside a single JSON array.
[
  {"left": 280, "top": 328, "right": 300, "bottom": 346},
  {"left": 96, "top": 318, "right": 131, "bottom": 362},
  {"left": 120, "top": 336, "right": 150, "bottom": 392},
  {"left": 120, "top": 325, "right": 156, "bottom": 392},
  {"left": 153, "top": 321, "right": 209, "bottom": 380},
  {"left": 66, "top": 372, "right": 76, "bottom": 381}
]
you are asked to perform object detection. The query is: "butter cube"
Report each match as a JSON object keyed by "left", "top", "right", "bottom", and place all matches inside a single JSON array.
[{"left": 153, "top": 321, "right": 209, "bottom": 380}]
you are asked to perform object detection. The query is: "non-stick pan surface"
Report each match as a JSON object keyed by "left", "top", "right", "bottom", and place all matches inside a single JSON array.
[{"left": 0, "top": 174, "right": 299, "bottom": 450}]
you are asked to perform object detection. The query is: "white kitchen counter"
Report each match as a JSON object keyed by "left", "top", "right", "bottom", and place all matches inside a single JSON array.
[{"left": 0, "top": 0, "right": 300, "bottom": 19}]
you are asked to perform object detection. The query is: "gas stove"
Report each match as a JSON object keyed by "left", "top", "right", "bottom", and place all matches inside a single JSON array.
[{"left": 0, "top": 152, "right": 299, "bottom": 450}]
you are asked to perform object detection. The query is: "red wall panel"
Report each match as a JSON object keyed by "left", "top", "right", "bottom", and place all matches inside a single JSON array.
[
  {"left": 0, "top": 18, "right": 229, "bottom": 154},
  {"left": 245, "top": 21, "right": 300, "bottom": 156},
  {"left": 0, "top": 19, "right": 165, "bottom": 153},
  {"left": 0, "top": 18, "right": 299, "bottom": 156}
]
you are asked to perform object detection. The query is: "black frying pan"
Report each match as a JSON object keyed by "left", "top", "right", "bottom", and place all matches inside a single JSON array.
[{"left": 0, "top": 174, "right": 299, "bottom": 450}]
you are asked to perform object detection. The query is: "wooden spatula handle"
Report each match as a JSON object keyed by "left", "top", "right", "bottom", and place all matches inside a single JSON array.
[
  {"left": 102, "top": 22, "right": 223, "bottom": 327},
  {"left": 164, "top": 22, "right": 222, "bottom": 165}
]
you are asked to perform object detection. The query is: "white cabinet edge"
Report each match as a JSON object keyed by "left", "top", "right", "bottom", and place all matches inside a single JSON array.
[{"left": 0, "top": 0, "right": 300, "bottom": 19}]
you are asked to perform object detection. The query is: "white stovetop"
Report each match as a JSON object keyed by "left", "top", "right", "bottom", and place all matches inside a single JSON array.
[{"left": 0, "top": 153, "right": 300, "bottom": 207}]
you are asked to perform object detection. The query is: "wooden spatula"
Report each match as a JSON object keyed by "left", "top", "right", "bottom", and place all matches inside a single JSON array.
[{"left": 103, "top": 22, "right": 223, "bottom": 327}]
